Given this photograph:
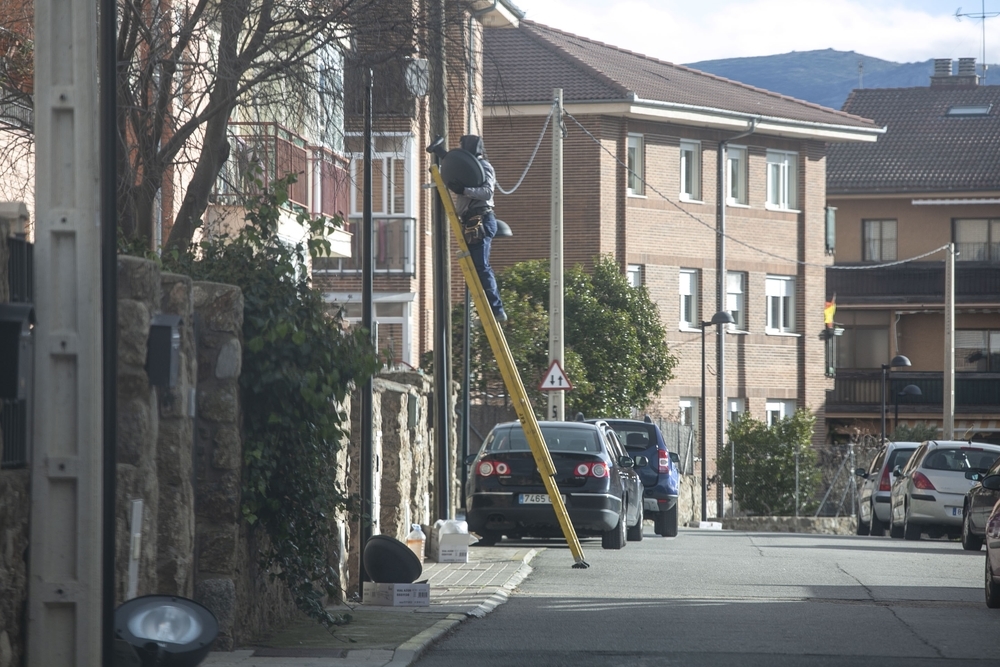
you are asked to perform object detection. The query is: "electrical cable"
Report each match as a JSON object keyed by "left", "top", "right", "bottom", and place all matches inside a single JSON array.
[{"left": 496, "top": 101, "right": 557, "bottom": 195}]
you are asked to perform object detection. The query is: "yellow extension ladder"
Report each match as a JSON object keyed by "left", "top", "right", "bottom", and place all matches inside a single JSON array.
[{"left": 430, "top": 165, "right": 589, "bottom": 568}]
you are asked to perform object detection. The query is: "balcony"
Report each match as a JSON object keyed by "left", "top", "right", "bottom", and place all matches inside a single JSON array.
[
  {"left": 827, "top": 370, "right": 1000, "bottom": 413},
  {"left": 313, "top": 217, "right": 415, "bottom": 275},
  {"left": 826, "top": 262, "right": 1000, "bottom": 304}
]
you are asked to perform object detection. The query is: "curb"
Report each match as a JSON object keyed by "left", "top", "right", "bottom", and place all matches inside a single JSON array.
[{"left": 383, "top": 548, "right": 540, "bottom": 667}]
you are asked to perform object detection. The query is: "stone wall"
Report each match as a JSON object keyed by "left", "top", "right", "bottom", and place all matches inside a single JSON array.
[
  {"left": 0, "top": 471, "right": 28, "bottom": 667},
  {"left": 722, "top": 516, "right": 856, "bottom": 535}
]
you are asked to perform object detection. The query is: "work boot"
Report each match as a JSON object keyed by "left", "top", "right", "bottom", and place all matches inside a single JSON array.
[{"left": 493, "top": 307, "right": 508, "bottom": 323}]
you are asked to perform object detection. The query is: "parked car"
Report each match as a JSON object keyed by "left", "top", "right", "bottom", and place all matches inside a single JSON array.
[
  {"left": 587, "top": 416, "right": 681, "bottom": 537},
  {"left": 962, "top": 456, "right": 1000, "bottom": 550},
  {"left": 466, "top": 420, "right": 645, "bottom": 549},
  {"left": 983, "top": 482, "right": 1000, "bottom": 608},
  {"left": 888, "top": 440, "right": 1000, "bottom": 541},
  {"left": 854, "top": 442, "right": 918, "bottom": 536}
]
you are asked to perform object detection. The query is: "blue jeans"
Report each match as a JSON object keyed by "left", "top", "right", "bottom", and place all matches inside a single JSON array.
[{"left": 467, "top": 211, "right": 502, "bottom": 312}]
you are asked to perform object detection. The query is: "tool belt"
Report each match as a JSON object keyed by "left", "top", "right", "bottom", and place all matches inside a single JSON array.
[{"left": 461, "top": 211, "right": 488, "bottom": 245}]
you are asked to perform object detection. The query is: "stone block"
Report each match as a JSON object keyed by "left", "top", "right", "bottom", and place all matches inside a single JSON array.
[
  {"left": 198, "top": 384, "right": 239, "bottom": 423},
  {"left": 195, "top": 578, "right": 236, "bottom": 651},
  {"left": 198, "top": 472, "right": 241, "bottom": 524},
  {"left": 160, "top": 273, "right": 193, "bottom": 316},
  {"left": 157, "top": 480, "right": 195, "bottom": 597},
  {"left": 118, "top": 367, "right": 151, "bottom": 400},
  {"left": 212, "top": 427, "right": 242, "bottom": 470},
  {"left": 157, "top": 419, "right": 193, "bottom": 484},
  {"left": 117, "top": 397, "right": 154, "bottom": 467},
  {"left": 215, "top": 338, "right": 242, "bottom": 379},
  {"left": 117, "top": 256, "right": 161, "bottom": 306},
  {"left": 118, "top": 299, "right": 151, "bottom": 368},
  {"left": 198, "top": 526, "right": 238, "bottom": 574},
  {"left": 193, "top": 282, "right": 244, "bottom": 335}
]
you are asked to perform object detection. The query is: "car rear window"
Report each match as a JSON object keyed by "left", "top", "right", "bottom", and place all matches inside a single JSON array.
[
  {"left": 922, "top": 448, "right": 1000, "bottom": 472},
  {"left": 608, "top": 424, "right": 658, "bottom": 451},
  {"left": 886, "top": 448, "right": 914, "bottom": 472},
  {"left": 487, "top": 426, "right": 602, "bottom": 453}
]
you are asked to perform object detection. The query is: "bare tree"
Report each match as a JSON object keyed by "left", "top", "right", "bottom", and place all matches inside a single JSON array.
[{"left": 0, "top": 0, "right": 35, "bottom": 212}]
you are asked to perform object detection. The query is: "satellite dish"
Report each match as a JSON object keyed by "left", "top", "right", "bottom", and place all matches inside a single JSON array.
[
  {"left": 440, "top": 149, "right": 485, "bottom": 189},
  {"left": 363, "top": 535, "right": 422, "bottom": 584}
]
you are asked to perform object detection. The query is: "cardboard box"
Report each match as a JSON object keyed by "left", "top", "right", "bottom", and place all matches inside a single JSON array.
[
  {"left": 361, "top": 582, "right": 430, "bottom": 607},
  {"left": 429, "top": 521, "right": 470, "bottom": 563}
]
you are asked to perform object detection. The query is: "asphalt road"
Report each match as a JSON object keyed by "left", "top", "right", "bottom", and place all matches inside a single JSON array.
[{"left": 413, "top": 526, "right": 1000, "bottom": 667}]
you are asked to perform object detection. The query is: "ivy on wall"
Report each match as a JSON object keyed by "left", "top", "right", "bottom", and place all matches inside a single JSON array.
[{"left": 165, "top": 175, "right": 378, "bottom": 627}]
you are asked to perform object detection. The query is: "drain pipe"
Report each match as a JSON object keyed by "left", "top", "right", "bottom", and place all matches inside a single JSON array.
[{"left": 716, "top": 118, "right": 757, "bottom": 519}]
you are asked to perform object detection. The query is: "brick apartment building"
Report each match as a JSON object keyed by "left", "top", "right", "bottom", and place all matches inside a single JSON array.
[
  {"left": 480, "top": 21, "right": 882, "bottom": 470},
  {"left": 826, "top": 58, "right": 1000, "bottom": 444}
]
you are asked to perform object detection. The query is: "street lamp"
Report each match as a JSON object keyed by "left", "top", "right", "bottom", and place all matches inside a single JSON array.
[
  {"left": 701, "top": 310, "right": 735, "bottom": 523},
  {"left": 894, "top": 384, "right": 922, "bottom": 438},
  {"left": 881, "top": 354, "right": 911, "bottom": 446}
]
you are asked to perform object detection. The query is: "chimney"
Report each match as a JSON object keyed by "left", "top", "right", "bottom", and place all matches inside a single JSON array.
[{"left": 930, "top": 58, "right": 979, "bottom": 87}]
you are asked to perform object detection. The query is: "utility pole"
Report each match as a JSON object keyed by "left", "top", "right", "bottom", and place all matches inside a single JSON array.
[
  {"left": 28, "top": 0, "right": 104, "bottom": 662},
  {"left": 548, "top": 89, "right": 565, "bottom": 423},
  {"left": 943, "top": 243, "right": 955, "bottom": 439},
  {"left": 359, "top": 68, "right": 375, "bottom": 593}
]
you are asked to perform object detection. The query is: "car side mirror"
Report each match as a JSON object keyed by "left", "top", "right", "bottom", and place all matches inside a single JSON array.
[
  {"left": 966, "top": 470, "right": 983, "bottom": 481},
  {"left": 464, "top": 454, "right": 478, "bottom": 466},
  {"left": 982, "top": 475, "right": 1000, "bottom": 491},
  {"left": 633, "top": 455, "right": 649, "bottom": 469},
  {"left": 854, "top": 468, "right": 868, "bottom": 478},
  {"left": 618, "top": 455, "right": 635, "bottom": 468},
  {"left": 891, "top": 466, "right": 903, "bottom": 477}
]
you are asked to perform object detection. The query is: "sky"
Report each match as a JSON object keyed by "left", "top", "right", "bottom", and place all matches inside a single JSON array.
[{"left": 511, "top": 0, "right": 998, "bottom": 65}]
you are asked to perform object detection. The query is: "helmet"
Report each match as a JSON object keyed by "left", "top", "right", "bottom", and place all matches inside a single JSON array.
[{"left": 459, "top": 134, "right": 484, "bottom": 156}]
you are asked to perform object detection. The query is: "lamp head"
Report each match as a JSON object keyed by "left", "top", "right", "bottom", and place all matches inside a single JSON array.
[
  {"left": 710, "top": 311, "right": 735, "bottom": 326},
  {"left": 899, "top": 384, "right": 922, "bottom": 397},
  {"left": 495, "top": 219, "right": 513, "bottom": 237},
  {"left": 114, "top": 595, "right": 219, "bottom": 667},
  {"left": 889, "top": 354, "right": 912, "bottom": 368}
]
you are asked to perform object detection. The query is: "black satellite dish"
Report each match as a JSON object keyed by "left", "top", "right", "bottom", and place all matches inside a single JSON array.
[
  {"left": 363, "top": 535, "right": 422, "bottom": 584},
  {"left": 440, "top": 149, "right": 486, "bottom": 189}
]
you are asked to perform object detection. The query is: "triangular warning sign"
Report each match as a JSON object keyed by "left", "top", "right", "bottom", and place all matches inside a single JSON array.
[{"left": 538, "top": 360, "right": 573, "bottom": 391}]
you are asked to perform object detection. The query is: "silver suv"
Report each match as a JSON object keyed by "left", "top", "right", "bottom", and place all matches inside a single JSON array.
[{"left": 855, "top": 441, "right": 918, "bottom": 536}]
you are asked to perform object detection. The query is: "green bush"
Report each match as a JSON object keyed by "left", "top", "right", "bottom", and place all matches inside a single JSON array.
[
  {"left": 719, "top": 410, "right": 821, "bottom": 516},
  {"left": 165, "top": 174, "right": 378, "bottom": 626}
]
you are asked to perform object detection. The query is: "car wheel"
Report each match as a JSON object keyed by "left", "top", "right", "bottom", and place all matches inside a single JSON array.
[
  {"left": 889, "top": 508, "right": 904, "bottom": 539},
  {"left": 870, "top": 503, "right": 886, "bottom": 537},
  {"left": 986, "top": 553, "right": 1000, "bottom": 609},
  {"left": 903, "top": 504, "right": 921, "bottom": 541},
  {"left": 856, "top": 512, "right": 870, "bottom": 536},
  {"left": 602, "top": 502, "right": 626, "bottom": 550},
  {"left": 626, "top": 513, "right": 644, "bottom": 542},
  {"left": 663, "top": 504, "right": 679, "bottom": 537},
  {"left": 653, "top": 511, "right": 668, "bottom": 536},
  {"left": 475, "top": 530, "right": 500, "bottom": 547},
  {"left": 962, "top": 510, "right": 984, "bottom": 551}
]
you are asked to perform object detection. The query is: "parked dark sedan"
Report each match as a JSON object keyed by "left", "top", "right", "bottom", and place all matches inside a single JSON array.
[
  {"left": 983, "top": 476, "right": 1000, "bottom": 608},
  {"left": 466, "top": 420, "right": 645, "bottom": 549},
  {"left": 963, "top": 456, "right": 1000, "bottom": 551}
]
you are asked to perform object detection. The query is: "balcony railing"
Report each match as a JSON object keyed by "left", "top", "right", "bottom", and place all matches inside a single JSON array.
[
  {"left": 827, "top": 370, "right": 1000, "bottom": 412},
  {"left": 211, "top": 122, "right": 349, "bottom": 220},
  {"left": 312, "top": 217, "right": 414, "bottom": 275},
  {"left": 827, "top": 262, "right": 1000, "bottom": 303},
  {"left": 0, "top": 99, "right": 32, "bottom": 132}
]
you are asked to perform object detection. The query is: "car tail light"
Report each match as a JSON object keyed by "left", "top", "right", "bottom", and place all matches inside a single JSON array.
[
  {"left": 912, "top": 471, "right": 936, "bottom": 491},
  {"left": 878, "top": 465, "right": 892, "bottom": 492},
  {"left": 495, "top": 462, "right": 510, "bottom": 475},
  {"left": 477, "top": 461, "right": 495, "bottom": 477},
  {"left": 658, "top": 451, "right": 670, "bottom": 474},
  {"left": 573, "top": 462, "right": 609, "bottom": 478}
]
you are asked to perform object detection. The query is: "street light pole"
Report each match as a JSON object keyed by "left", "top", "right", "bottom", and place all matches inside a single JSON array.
[
  {"left": 880, "top": 354, "right": 911, "bottom": 446},
  {"left": 895, "top": 384, "right": 922, "bottom": 436},
  {"left": 701, "top": 310, "right": 734, "bottom": 522}
]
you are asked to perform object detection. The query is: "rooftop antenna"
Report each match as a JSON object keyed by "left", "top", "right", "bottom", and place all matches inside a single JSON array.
[
  {"left": 858, "top": 58, "right": 864, "bottom": 88},
  {"left": 956, "top": 1, "right": 1000, "bottom": 83}
]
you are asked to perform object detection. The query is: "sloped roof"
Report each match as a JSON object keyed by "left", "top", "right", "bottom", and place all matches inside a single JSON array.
[
  {"left": 828, "top": 85, "right": 1000, "bottom": 194},
  {"left": 483, "top": 21, "right": 878, "bottom": 131}
]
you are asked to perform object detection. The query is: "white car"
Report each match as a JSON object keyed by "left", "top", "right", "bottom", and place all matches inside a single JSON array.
[
  {"left": 889, "top": 440, "right": 1000, "bottom": 541},
  {"left": 855, "top": 441, "right": 919, "bottom": 536}
]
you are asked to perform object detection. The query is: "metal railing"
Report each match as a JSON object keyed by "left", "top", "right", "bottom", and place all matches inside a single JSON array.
[
  {"left": 2, "top": 234, "right": 32, "bottom": 468},
  {"left": 0, "top": 99, "right": 33, "bottom": 132},
  {"left": 827, "top": 370, "right": 1000, "bottom": 411},
  {"left": 827, "top": 262, "right": 1000, "bottom": 302}
]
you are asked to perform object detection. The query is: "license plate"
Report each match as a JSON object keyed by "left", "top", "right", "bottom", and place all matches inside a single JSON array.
[
  {"left": 519, "top": 494, "right": 564, "bottom": 504},
  {"left": 947, "top": 506, "right": 963, "bottom": 517}
]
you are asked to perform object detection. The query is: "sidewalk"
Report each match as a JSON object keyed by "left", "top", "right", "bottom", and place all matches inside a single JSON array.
[{"left": 202, "top": 546, "right": 540, "bottom": 667}]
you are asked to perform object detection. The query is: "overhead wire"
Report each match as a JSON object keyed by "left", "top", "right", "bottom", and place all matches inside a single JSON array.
[{"left": 495, "top": 101, "right": 557, "bottom": 195}]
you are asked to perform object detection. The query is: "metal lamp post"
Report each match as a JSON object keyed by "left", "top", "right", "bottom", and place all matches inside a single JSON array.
[
  {"left": 881, "top": 354, "right": 911, "bottom": 446},
  {"left": 701, "top": 310, "right": 734, "bottom": 522},
  {"left": 894, "top": 384, "right": 922, "bottom": 437}
]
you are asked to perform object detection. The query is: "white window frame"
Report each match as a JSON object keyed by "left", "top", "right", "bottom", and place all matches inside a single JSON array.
[
  {"left": 765, "top": 275, "right": 796, "bottom": 334},
  {"left": 726, "top": 145, "right": 748, "bottom": 206},
  {"left": 862, "top": 219, "right": 897, "bottom": 262},
  {"left": 679, "top": 269, "right": 699, "bottom": 330},
  {"left": 679, "top": 397, "right": 699, "bottom": 429},
  {"left": 324, "top": 292, "right": 415, "bottom": 367},
  {"left": 954, "top": 218, "right": 1000, "bottom": 262},
  {"left": 680, "top": 140, "right": 701, "bottom": 201},
  {"left": 627, "top": 134, "right": 645, "bottom": 196},
  {"left": 766, "top": 150, "right": 798, "bottom": 211},
  {"left": 728, "top": 398, "right": 746, "bottom": 423},
  {"left": 765, "top": 399, "right": 796, "bottom": 426},
  {"left": 726, "top": 271, "right": 746, "bottom": 331},
  {"left": 627, "top": 264, "right": 643, "bottom": 288}
]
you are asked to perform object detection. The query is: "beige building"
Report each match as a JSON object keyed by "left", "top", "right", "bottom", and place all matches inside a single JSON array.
[
  {"left": 480, "top": 21, "right": 882, "bottom": 468},
  {"left": 826, "top": 58, "right": 1000, "bottom": 444}
]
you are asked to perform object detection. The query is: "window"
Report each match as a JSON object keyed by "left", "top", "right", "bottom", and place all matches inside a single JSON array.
[
  {"left": 726, "top": 272, "right": 745, "bottom": 330},
  {"left": 627, "top": 134, "right": 644, "bottom": 195},
  {"left": 765, "top": 399, "right": 796, "bottom": 426},
  {"left": 836, "top": 327, "right": 889, "bottom": 369},
  {"left": 766, "top": 150, "right": 798, "bottom": 210},
  {"left": 728, "top": 398, "right": 745, "bottom": 423},
  {"left": 680, "top": 140, "right": 701, "bottom": 200},
  {"left": 862, "top": 220, "right": 897, "bottom": 262},
  {"left": 955, "top": 330, "right": 1000, "bottom": 372},
  {"left": 954, "top": 219, "right": 1000, "bottom": 261},
  {"left": 326, "top": 293, "right": 414, "bottom": 366},
  {"left": 679, "top": 269, "right": 699, "bottom": 329},
  {"left": 727, "top": 145, "right": 747, "bottom": 205},
  {"left": 679, "top": 398, "right": 699, "bottom": 429},
  {"left": 627, "top": 264, "right": 643, "bottom": 288},
  {"left": 765, "top": 275, "right": 795, "bottom": 333}
]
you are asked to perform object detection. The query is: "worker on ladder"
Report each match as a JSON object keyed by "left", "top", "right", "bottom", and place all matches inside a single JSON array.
[{"left": 446, "top": 135, "right": 508, "bottom": 323}]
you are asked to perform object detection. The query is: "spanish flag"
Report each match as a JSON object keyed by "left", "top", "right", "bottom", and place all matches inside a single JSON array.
[{"left": 824, "top": 296, "right": 836, "bottom": 328}]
